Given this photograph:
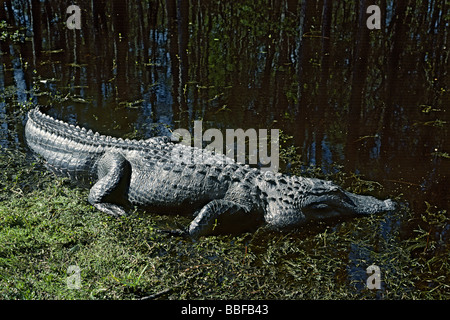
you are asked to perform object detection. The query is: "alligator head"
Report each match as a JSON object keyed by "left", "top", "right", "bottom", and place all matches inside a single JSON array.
[
  {"left": 299, "top": 178, "right": 396, "bottom": 221},
  {"left": 261, "top": 174, "right": 396, "bottom": 229}
]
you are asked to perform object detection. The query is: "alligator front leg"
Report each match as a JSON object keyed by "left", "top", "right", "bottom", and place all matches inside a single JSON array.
[
  {"left": 88, "top": 152, "right": 131, "bottom": 217},
  {"left": 188, "top": 200, "right": 261, "bottom": 238}
]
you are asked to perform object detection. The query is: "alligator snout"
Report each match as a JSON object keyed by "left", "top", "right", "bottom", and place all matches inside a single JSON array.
[{"left": 343, "top": 191, "right": 396, "bottom": 216}]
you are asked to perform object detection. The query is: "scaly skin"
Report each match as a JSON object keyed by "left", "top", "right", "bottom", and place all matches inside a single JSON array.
[{"left": 25, "top": 106, "right": 396, "bottom": 237}]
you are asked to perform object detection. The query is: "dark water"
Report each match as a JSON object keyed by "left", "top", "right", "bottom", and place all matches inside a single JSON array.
[{"left": 0, "top": 1, "right": 448, "bottom": 222}]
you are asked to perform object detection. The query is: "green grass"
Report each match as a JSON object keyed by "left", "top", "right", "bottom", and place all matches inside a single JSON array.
[{"left": 0, "top": 147, "right": 449, "bottom": 300}]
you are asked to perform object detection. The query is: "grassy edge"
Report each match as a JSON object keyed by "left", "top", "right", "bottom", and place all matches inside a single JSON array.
[{"left": 0, "top": 146, "right": 449, "bottom": 300}]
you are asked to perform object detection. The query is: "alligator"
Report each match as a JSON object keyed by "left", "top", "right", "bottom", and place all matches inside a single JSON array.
[{"left": 25, "top": 106, "right": 396, "bottom": 238}]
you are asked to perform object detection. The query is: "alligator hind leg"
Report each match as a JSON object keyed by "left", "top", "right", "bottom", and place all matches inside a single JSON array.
[
  {"left": 188, "top": 200, "right": 261, "bottom": 238},
  {"left": 88, "top": 152, "right": 131, "bottom": 217}
]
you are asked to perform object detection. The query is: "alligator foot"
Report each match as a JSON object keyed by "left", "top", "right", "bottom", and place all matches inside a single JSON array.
[
  {"left": 93, "top": 203, "right": 127, "bottom": 217},
  {"left": 88, "top": 152, "right": 131, "bottom": 218},
  {"left": 188, "top": 199, "right": 261, "bottom": 238}
]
